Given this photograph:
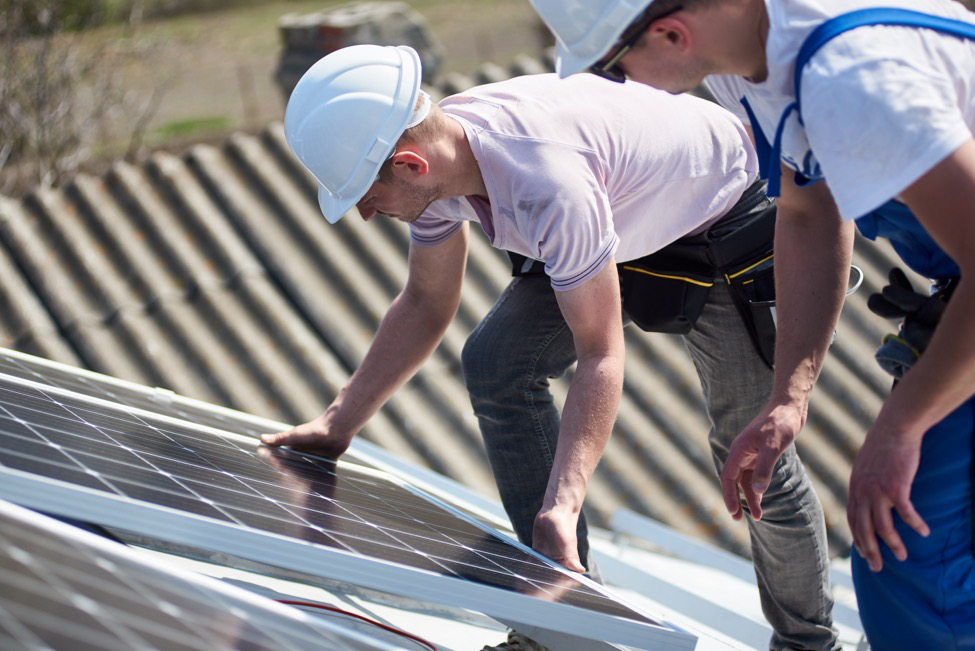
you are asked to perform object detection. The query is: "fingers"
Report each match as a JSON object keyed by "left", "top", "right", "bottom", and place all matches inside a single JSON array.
[
  {"left": 739, "top": 471, "right": 764, "bottom": 521},
  {"left": 872, "top": 501, "right": 904, "bottom": 564},
  {"left": 532, "top": 511, "right": 586, "bottom": 573},
  {"left": 541, "top": 546, "right": 586, "bottom": 573},
  {"left": 542, "top": 546, "right": 586, "bottom": 573},
  {"left": 720, "top": 464, "right": 745, "bottom": 520},
  {"left": 896, "top": 498, "right": 931, "bottom": 539},
  {"left": 851, "top": 497, "right": 884, "bottom": 572},
  {"left": 260, "top": 426, "right": 313, "bottom": 447},
  {"left": 720, "top": 445, "right": 767, "bottom": 521},
  {"left": 719, "top": 444, "right": 749, "bottom": 518},
  {"left": 751, "top": 446, "right": 778, "bottom": 497},
  {"left": 259, "top": 429, "right": 290, "bottom": 446},
  {"left": 259, "top": 419, "right": 348, "bottom": 456},
  {"left": 740, "top": 446, "right": 783, "bottom": 521},
  {"left": 849, "top": 492, "right": 928, "bottom": 572},
  {"left": 874, "top": 495, "right": 929, "bottom": 565},
  {"left": 559, "top": 554, "right": 587, "bottom": 574}
]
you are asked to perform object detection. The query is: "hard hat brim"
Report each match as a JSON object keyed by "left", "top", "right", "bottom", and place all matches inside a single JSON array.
[
  {"left": 319, "top": 185, "right": 350, "bottom": 224},
  {"left": 555, "top": 40, "right": 598, "bottom": 78},
  {"left": 551, "top": 0, "right": 649, "bottom": 79}
]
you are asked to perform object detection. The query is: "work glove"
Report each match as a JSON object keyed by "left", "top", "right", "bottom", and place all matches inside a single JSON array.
[{"left": 868, "top": 267, "right": 951, "bottom": 379}]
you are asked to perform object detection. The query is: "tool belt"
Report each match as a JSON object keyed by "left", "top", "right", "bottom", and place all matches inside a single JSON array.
[{"left": 509, "top": 181, "right": 779, "bottom": 368}]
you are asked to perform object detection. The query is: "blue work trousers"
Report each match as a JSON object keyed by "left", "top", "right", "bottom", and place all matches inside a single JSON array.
[{"left": 852, "top": 397, "right": 975, "bottom": 650}]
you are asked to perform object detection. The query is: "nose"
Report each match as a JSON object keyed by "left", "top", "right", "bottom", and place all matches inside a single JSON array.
[
  {"left": 358, "top": 206, "right": 376, "bottom": 221},
  {"left": 356, "top": 198, "right": 377, "bottom": 221}
]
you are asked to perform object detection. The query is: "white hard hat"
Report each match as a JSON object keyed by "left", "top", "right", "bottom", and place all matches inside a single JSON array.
[
  {"left": 530, "top": 0, "right": 650, "bottom": 78},
  {"left": 284, "top": 44, "right": 429, "bottom": 223}
]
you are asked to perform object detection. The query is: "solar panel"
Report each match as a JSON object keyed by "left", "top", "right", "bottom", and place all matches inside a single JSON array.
[
  {"left": 0, "top": 347, "right": 510, "bottom": 531},
  {"left": 0, "top": 499, "right": 404, "bottom": 651},
  {"left": 0, "top": 348, "right": 284, "bottom": 441},
  {"left": 0, "top": 370, "right": 696, "bottom": 649}
]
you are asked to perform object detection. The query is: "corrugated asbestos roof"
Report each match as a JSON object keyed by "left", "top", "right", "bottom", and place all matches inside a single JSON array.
[{"left": 0, "top": 53, "right": 912, "bottom": 562}]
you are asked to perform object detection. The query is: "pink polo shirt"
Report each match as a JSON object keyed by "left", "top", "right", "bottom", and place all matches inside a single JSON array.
[{"left": 410, "top": 74, "right": 758, "bottom": 291}]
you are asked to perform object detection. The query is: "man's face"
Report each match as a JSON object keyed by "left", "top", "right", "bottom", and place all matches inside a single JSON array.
[{"left": 355, "top": 173, "right": 443, "bottom": 223}]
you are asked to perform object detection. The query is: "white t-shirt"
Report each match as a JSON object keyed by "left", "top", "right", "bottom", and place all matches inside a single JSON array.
[
  {"left": 706, "top": 0, "right": 975, "bottom": 220},
  {"left": 410, "top": 74, "right": 758, "bottom": 291}
]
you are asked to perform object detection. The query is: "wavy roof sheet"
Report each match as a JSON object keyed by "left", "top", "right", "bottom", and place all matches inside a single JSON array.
[{"left": 0, "top": 54, "right": 913, "bottom": 563}]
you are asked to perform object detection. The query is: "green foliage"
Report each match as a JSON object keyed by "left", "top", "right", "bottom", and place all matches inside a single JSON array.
[
  {"left": 152, "top": 116, "right": 232, "bottom": 140},
  {"left": 0, "top": 0, "right": 106, "bottom": 34},
  {"left": 0, "top": 0, "right": 277, "bottom": 33}
]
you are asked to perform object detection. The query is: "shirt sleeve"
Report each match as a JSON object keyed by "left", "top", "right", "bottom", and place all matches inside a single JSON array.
[
  {"left": 801, "top": 30, "right": 972, "bottom": 219},
  {"left": 501, "top": 140, "right": 620, "bottom": 291}
]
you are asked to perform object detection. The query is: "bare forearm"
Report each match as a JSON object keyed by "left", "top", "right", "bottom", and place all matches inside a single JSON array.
[
  {"left": 330, "top": 290, "right": 457, "bottom": 435},
  {"left": 542, "top": 353, "right": 624, "bottom": 513},
  {"left": 325, "top": 234, "right": 467, "bottom": 438},
  {"left": 880, "top": 140, "right": 975, "bottom": 439},
  {"left": 771, "top": 199, "right": 854, "bottom": 410}
]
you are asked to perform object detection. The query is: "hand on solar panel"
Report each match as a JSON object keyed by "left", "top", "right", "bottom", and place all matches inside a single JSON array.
[
  {"left": 531, "top": 507, "right": 586, "bottom": 573},
  {"left": 260, "top": 412, "right": 354, "bottom": 458}
]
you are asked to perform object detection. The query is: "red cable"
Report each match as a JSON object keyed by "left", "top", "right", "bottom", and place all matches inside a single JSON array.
[{"left": 277, "top": 599, "right": 439, "bottom": 651}]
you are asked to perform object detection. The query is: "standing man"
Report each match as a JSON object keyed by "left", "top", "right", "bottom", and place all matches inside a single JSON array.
[
  {"left": 261, "top": 43, "right": 837, "bottom": 650},
  {"left": 529, "top": 0, "right": 975, "bottom": 647}
]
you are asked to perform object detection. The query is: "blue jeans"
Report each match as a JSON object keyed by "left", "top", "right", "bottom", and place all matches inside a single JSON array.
[
  {"left": 851, "top": 397, "right": 975, "bottom": 650},
  {"left": 463, "top": 274, "right": 839, "bottom": 650}
]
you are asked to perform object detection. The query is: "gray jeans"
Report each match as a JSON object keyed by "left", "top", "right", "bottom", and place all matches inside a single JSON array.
[{"left": 462, "top": 274, "right": 839, "bottom": 650}]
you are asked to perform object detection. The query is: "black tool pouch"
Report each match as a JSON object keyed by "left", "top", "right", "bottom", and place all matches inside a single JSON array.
[
  {"left": 508, "top": 182, "right": 777, "bottom": 352},
  {"left": 723, "top": 251, "right": 777, "bottom": 368},
  {"left": 618, "top": 247, "right": 715, "bottom": 335},
  {"left": 510, "top": 248, "right": 715, "bottom": 334}
]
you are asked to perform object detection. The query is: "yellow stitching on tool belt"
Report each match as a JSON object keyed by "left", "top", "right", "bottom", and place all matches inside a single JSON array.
[
  {"left": 620, "top": 266, "right": 714, "bottom": 287},
  {"left": 724, "top": 252, "right": 774, "bottom": 282}
]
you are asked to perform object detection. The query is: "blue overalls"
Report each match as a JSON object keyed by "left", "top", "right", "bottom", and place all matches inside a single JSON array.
[{"left": 745, "top": 9, "right": 975, "bottom": 648}]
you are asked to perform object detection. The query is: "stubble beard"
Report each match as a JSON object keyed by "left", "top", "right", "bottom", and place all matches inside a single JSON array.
[{"left": 387, "top": 178, "right": 447, "bottom": 223}]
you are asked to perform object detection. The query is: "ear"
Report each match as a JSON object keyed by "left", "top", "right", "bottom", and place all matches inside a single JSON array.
[
  {"left": 390, "top": 150, "right": 429, "bottom": 177},
  {"left": 649, "top": 14, "right": 692, "bottom": 52}
]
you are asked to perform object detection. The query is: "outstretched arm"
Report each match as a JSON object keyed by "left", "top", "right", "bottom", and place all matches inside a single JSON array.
[
  {"left": 721, "top": 166, "right": 854, "bottom": 519},
  {"left": 531, "top": 260, "right": 626, "bottom": 572},
  {"left": 849, "top": 139, "right": 975, "bottom": 572},
  {"left": 261, "top": 226, "right": 469, "bottom": 456}
]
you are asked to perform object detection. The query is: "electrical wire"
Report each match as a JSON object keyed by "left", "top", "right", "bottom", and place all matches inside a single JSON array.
[{"left": 277, "top": 599, "right": 439, "bottom": 651}]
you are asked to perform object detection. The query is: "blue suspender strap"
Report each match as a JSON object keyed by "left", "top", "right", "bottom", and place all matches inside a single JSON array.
[
  {"left": 763, "top": 8, "right": 975, "bottom": 198},
  {"left": 765, "top": 102, "right": 797, "bottom": 197},
  {"left": 738, "top": 96, "right": 772, "bottom": 181},
  {"left": 793, "top": 8, "right": 975, "bottom": 109}
]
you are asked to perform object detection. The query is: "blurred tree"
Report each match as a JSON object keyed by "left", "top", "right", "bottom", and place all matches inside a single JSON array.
[{"left": 0, "top": 0, "right": 166, "bottom": 195}]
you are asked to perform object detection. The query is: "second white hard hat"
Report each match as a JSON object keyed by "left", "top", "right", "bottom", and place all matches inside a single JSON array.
[
  {"left": 284, "top": 44, "right": 427, "bottom": 223},
  {"left": 530, "top": 0, "right": 650, "bottom": 78}
]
